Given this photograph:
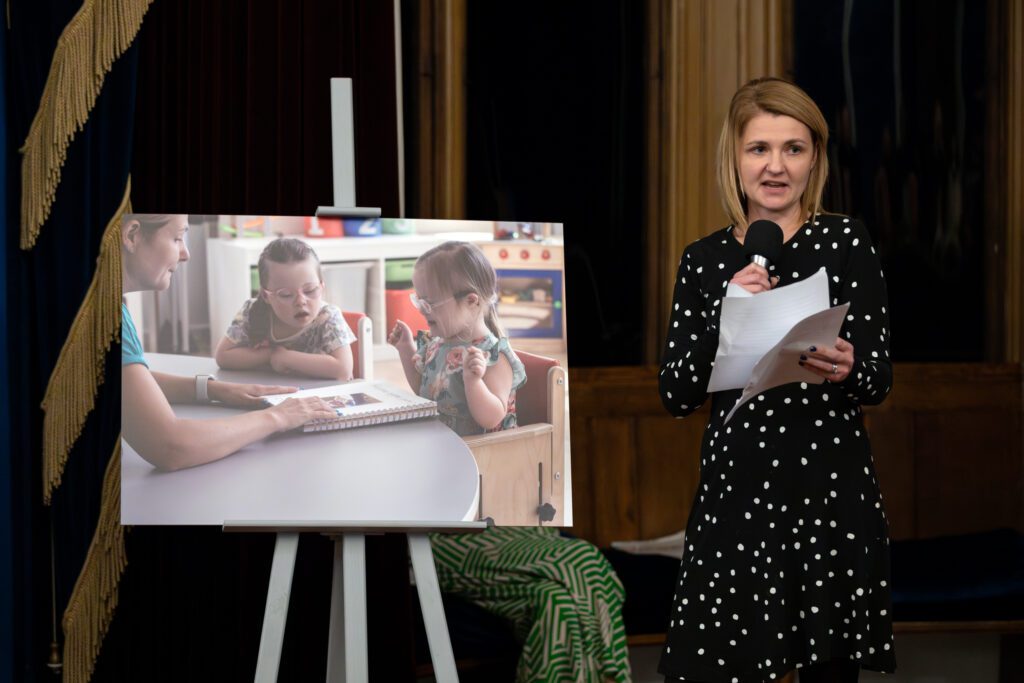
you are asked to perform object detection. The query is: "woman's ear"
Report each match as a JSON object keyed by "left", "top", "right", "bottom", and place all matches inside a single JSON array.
[
  {"left": 121, "top": 220, "right": 141, "bottom": 253},
  {"left": 463, "top": 292, "right": 480, "bottom": 307}
]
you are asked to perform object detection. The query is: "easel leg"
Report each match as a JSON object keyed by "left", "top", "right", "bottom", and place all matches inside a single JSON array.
[
  {"left": 408, "top": 533, "right": 458, "bottom": 682},
  {"left": 326, "top": 533, "right": 368, "bottom": 682},
  {"left": 325, "top": 536, "right": 346, "bottom": 682},
  {"left": 255, "top": 532, "right": 299, "bottom": 683}
]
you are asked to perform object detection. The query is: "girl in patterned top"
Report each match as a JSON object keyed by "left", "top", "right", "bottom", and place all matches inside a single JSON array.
[
  {"left": 389, "top": 241, "right": 631, "bottom": 683},
  {"left": 215, "top": 238, "right": 355, "bottom": 381},
  {"left": 387, "top": 240, "right": 526, "bottom": 435}
]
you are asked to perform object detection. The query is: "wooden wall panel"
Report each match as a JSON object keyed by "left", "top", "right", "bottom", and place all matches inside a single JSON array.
[
  {"left": 915, "top": 410, "right": 1023, "bottom": 538},
  {"left": 635, "top": 415, "right": 702, "bottom": 540},
  {"left": 863, "top": 410, "right": 916, "bottom": 541},
  {"left": 568, "top": 364, "right": 1023, "bottom": 548},
  {"left": 588, "top": 418, "right": 640, "bottom": 547}
]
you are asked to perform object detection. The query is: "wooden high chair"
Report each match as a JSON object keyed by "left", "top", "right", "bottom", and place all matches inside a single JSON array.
[
  {"left": 462, "top": 351, "right": 566, "bottom": 527},
  {"left": 341, "top": 311, "right": 373, "bottom": 380}
]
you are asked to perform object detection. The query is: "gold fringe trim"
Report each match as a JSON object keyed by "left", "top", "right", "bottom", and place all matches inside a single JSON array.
[
  {"left": 42, "top": 179, "right": 131, "bottom": 504},
  {"left": 19, "top": 0, "right": 153, "bottom": 249},
  {"left": 61, "top": 441, "right": 127, "bottom": 683}
]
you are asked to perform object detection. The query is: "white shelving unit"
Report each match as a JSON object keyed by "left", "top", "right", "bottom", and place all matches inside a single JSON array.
[{"left": 205, "top": 232, "right": 495, "bottom": 347}]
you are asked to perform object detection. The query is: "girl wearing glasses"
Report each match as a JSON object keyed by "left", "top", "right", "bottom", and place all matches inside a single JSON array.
[
  {"left": 215, "top": 238, "right": 355, "bottom": 381},
  {"left": 389, "top": 241, "right": 632, "bottom": 682},
  {"left": 388, "top": 240, "right": 526, "bottom": 435}
]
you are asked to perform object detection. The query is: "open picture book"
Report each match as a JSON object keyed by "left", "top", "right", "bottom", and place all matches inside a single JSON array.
[{"left": 262, "top": 380, "right": 437, "bottom": 432}]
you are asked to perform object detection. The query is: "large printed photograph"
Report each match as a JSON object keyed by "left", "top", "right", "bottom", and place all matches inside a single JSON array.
[{"left": 120, "top": 214, "right": 571, "bottom": 527}]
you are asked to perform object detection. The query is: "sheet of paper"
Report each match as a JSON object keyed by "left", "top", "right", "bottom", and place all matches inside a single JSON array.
[
  {"left": 708, "top": 267, "right": 831, "bottom": 392},
  {"left": 723, "top": 302, "right": 850, "bottom": 424}
]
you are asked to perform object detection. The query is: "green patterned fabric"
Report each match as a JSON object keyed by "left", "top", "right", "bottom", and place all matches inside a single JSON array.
[{"left": 431, "top": 527, "right": 632, "bottom": 682}]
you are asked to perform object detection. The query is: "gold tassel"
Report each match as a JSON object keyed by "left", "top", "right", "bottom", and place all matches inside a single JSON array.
[
  {"left": 61, "top": 441, "right": 127, "bottom": 683},
  {"left": 41, "top": 179, "right": 131, "bottom": 504},
  {"left": 19, "top": 0, "right": 153, "bottom": 249}
]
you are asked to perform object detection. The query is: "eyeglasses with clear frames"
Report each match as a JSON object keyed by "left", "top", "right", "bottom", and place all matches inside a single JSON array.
[
  {"left": 263, "top": 283, "right": 324, "bottom": 302},
  {"left": 409, "top": 292, "right": 455, "bottom": 316}
]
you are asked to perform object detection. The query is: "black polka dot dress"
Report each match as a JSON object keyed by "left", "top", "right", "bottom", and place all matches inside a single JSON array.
[{"left": 657, "top": 215, "right": 896, "bottom": 682}]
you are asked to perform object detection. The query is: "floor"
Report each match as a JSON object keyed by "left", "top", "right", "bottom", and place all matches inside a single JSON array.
[{"left": 628, "top": 633, "right": 1001, "bottom": 683}]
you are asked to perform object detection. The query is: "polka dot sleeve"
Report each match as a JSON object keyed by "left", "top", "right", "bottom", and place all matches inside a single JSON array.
[
  {"left": 659, "top": 242, "right": 720, "bottom": 417},
  {"left": 837, "top": 219, "right": 892, "bottom": 406}
]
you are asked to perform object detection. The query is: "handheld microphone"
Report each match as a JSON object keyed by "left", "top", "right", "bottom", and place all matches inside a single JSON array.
[{"left": 742, "top": 220, "right": 784, "bottom": 271}]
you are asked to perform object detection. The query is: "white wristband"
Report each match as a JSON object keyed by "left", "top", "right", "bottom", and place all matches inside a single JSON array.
[{"left": 195, "top": 374, "right": 216, "bottom": 402}]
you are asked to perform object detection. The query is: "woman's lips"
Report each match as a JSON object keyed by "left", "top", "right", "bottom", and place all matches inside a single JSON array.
[
  {"left": 760, "top": 181, "right": 789, "bottom": 194},
  {"left": 294, "top": 311, "right": 311, "bottom": 321}
]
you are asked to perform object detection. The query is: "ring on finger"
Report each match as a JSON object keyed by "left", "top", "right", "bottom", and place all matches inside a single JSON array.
[{"left": 831, "top": 362, "right": 838, "bottom": 375}]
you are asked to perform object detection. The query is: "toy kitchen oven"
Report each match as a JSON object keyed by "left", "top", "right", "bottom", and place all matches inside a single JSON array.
[{"left": 478, "top": 241, "right": 566, "bottom": 355}]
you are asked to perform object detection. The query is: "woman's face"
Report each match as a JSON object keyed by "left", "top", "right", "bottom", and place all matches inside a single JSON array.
[
  {"left": 737, "top": 112, "right": 816, "bottom": 223},
  {"left": 260, "top": 258, "right": 325, "bottom": 333},
  {"left": 122, "top": 216, "right": 190, "bottom": 292}
]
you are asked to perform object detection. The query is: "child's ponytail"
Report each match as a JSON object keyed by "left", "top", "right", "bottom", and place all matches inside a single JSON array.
[{"left": 483, "top": 294, "right": 505, "bottom": 338}]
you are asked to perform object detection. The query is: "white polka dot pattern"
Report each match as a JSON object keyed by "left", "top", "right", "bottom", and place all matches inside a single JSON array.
[{"left": 658, "top": 216, "right": 896, "bottom": 680}]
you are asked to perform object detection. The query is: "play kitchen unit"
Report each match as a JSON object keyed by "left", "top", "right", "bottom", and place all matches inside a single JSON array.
[{"left": 205, "top": 220, "right": 566, "bottom": 355}]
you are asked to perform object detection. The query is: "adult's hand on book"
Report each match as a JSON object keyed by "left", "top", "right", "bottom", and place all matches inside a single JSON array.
[
  {"left": 266, "top": 396, "right": 337, "bottom": 431},
  {"left": 210, "top": 380, "right": 299, "bottom": 409},
  {"left": 798, "top": 337, "right": 854, "bottom": 383},
  {"left": 729, "top": 262, "right": 779, "bottom": 293}
]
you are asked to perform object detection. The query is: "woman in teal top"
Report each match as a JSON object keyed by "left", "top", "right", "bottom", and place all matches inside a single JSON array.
[{"left": 120, "top": 214, "right": 336, "bottom": 470}]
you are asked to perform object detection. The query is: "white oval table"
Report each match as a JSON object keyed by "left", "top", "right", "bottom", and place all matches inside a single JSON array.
[{"left": 122, "top": 354, "right": 483, "bottom": 682}]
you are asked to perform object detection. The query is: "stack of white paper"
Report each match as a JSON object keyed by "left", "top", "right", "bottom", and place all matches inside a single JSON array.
[{"left": 705, "top": 268, "right": 850, "bottom": 423}]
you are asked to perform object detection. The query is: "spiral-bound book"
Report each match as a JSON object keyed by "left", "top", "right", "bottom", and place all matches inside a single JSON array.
[{"left": 262, "top": 380, "right": 437, "bottom": 432}]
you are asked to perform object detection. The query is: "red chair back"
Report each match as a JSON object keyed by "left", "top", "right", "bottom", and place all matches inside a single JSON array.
[
  {"left": 342, "top": 311, "right": 366, "bottom": 379},
  {"left": 513, "top": 350, "right": 559, "bottom": 426}
]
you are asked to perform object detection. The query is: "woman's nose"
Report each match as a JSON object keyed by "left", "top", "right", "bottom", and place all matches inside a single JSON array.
[
  {"left": 179, "top": 243, "right": 191, "bottom": 262},
  {"left": 766, "top": 151, "right": 784, "bottom": 173}
]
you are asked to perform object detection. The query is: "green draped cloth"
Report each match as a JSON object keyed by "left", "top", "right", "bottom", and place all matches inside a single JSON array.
[{"left": 431, "top": 527, "right": 632, "bottom": 682}]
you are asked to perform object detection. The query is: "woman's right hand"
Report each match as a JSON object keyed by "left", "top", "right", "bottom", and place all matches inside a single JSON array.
[
  {"left": 729, "top": 263, "right": 779, "bottom": 294},
  {"left": 387, "top": 320, "right": 416, "bottom": 357},
  {"left": 267, "top": 396, "right": 337, "bottom": 431}
]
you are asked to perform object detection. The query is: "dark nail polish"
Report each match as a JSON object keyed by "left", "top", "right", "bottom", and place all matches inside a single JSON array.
[
  {"left": 809, "top": 346, "right": 817, "bottom": 352},
  {"left": 800, "top": 355, "right": 807, "bottom": 361},
  {"left": 798, "top": 361, "right": 804, "bottom": 366}
]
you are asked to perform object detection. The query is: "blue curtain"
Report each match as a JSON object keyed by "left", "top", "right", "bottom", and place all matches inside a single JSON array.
[
  {"left": 1, "top": 10, "right": 13, "bottom": 683},
  {"left": 5, "top": 1, "right": 138, "bottom": 678}
]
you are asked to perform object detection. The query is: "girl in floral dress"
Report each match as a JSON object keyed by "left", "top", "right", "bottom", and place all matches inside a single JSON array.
[{"left": 388, "top": 241, "right": 630, "bottom": 682}]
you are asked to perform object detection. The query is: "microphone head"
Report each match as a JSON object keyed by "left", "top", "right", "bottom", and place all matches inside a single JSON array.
[{"left": 743, "top": 220, "right": 784, "bottom": 264}]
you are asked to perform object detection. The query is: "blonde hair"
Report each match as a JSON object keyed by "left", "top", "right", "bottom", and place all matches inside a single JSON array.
[
  {"left": 124, "top": 213, "right": 186, "bottom": 239},
  {"left": 716, "top": 77, "right": 829, "bottom": 231},
  {"left": 415, "top": 241, "right": 504, "bottom": 337}
]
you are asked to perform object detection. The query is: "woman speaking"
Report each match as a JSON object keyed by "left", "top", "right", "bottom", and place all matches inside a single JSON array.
[{"left": 658, "top": 78, "right": 895, "bottom": 683}]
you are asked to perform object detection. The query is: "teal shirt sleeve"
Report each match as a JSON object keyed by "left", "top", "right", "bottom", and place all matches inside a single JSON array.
[
  {"left": 488, "top": 337, "right": 527, "bottom": 391},
  {"left": 121, "top": 302, "right": 148, "bottom": 367}
]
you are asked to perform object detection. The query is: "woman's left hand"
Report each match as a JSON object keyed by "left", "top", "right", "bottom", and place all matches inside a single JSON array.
[
  {"left": 798, "top": 337, "right": 855, "bottom": 383},
  {"left": 209, "top": 380, "right": 299, "bottom": 408}
]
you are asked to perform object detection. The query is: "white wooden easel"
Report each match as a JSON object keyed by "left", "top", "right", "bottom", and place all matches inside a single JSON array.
[
  {"left": 228, "top": 78, "right": 482, "bottom": 683},
  {"left": 225, "top": 521, "right": 486, "bottom": 682}
]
